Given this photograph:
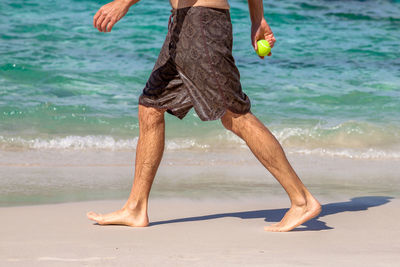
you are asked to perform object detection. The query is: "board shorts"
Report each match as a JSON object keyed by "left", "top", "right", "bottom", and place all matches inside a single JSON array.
[{"left": 138, "top": 6, "right": 251, "bottom": 121}]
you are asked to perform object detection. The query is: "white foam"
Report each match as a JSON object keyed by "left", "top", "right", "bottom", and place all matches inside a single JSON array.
[
  {"left": 288, "top": 148, "right": 400, "bottom": 160},
  {"left": 0, "top": 135, "right": 138, "bottom": 150},
  {"left": 0, "top": 135, "right": 210, "bottom": 151},
  {"left": 1, "top": 120, "right": 400, "bottom": 160}
]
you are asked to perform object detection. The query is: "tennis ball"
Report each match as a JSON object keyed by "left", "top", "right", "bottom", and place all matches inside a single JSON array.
[{"left": 256, "top": 40, "right": 271, "bottom": 57}]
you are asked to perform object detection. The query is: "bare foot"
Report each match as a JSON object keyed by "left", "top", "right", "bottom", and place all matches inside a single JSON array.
[
  {"left": 264, "top": 196, "right": 321, "bottom": 232},
  {"left": 86, "top": 208, "right": 149, "bottom": 227}
]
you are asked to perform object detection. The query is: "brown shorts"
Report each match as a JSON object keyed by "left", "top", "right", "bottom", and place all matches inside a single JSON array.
[{"left": 138, "top": 6, "right": 251, "bottom": 121}]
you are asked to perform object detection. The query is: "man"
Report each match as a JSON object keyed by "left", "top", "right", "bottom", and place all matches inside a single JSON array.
[{"left": 87, "top": 0, "right": 321, "bottom": 232}]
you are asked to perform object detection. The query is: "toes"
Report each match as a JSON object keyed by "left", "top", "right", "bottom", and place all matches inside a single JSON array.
[
  {"left": 87, "top": 211, "right": 102, "bottom": 221},
  {"left": 264, "top": 225, "right": 278, "bottom": 232},
  {"left": 86, "top": 211, "right": 96, "bottom": 218},
  {"left": 265, "top": 224, "right": 294, "bottom": 232},
  {"left": 264, "top": 223, "right": 291, "bottom": 232}
]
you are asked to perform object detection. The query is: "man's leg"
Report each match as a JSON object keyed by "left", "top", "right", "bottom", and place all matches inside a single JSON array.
[
  {"left": 221, "top": 109, "right": 321, "bottom": 232},
  {"left": 87, "top": 104, "right": 167, "bottom": 227}
]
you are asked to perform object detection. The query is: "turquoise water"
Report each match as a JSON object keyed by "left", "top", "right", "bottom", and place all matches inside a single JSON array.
[{"left": 1, "top": 0, "right": 400, "bottom": 158}]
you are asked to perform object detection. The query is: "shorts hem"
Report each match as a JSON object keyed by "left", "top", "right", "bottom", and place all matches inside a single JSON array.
[{"left": 138, "top": 95, "right": 191, "bottom": 120}]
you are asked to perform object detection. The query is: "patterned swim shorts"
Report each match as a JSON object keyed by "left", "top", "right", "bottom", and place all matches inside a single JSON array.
[{"left": 138, "top": 6, "right": 251, "bottom": 121}]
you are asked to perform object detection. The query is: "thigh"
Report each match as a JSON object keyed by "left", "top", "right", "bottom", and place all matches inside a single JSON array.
[
  {"left": 138, "top": 32, "right": 193, "bottom": 120},
  {"left": 175, "top": 7, "right": 235, "bottom": 84},
  {"left": 173, "top": 7, "right": 251, "bottom": 121},
  {"left": 141, "top": 29, "right": 181, "bottom": 98}
]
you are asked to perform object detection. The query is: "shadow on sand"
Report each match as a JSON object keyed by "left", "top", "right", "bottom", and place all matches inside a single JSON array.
[{"left": 150, "top": 196, "right": 394, "bottom": 231}]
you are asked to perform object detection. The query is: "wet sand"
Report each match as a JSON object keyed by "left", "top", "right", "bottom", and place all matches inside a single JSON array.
[{"left": 1, "top": 149, "right": 400, "bottom": 206}]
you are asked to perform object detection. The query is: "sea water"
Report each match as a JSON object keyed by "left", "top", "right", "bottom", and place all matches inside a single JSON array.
[
  {"left": 1, "top": 0, "right": 400, "bottom": 158},
  {"left": 1, "top": 0, "right": 400, "bottom": 205}
]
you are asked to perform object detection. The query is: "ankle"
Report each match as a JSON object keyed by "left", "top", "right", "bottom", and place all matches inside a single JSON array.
[
  {"left": 291, "top": 198, "right": 307, "bottom": 208},
  {"left": 291, "top": 187, "right": 319, "bottom": 207},
  {"left": 290, "top": 193, "right": 321, "bottom": 210},
  {"left": 290, "top": 193, "right": 308, "bottom": 207},
  {"left": 124, "top": 199, "right": 147, "bottom": 213}
]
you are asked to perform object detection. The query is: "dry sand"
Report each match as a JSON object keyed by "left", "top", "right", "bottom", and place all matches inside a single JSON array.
[{"left": 1, "top": 196, "right": 399, "bottom": 266}]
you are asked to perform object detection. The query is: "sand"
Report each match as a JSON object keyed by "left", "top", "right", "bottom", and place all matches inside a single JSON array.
[
  {"left": 2, "top": 149, "right": 400, "bottom": 206},
  {"left": 1, "top": 148, "right": 400, "bottom": 266},
  {"left": 1, "top": 196, "right": 399, "bottom": 266}
]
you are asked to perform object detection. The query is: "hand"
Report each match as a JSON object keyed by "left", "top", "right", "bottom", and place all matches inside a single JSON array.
[
  {"left": 93, "top": 0, "right": 130, "bottom": 32},
  {"left": 251, "top": 18, "right": 276, "bottom": 59}
]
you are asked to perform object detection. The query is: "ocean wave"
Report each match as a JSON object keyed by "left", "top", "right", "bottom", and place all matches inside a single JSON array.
[
  {"left": 1, "top": 121, "right": 400, "bottom": 160},
  {"left": 0, "top": 135, "right": 210, "bottom": 151},
  {"left": 287, "top": 148, "right": 400, "bottom": 160},
  {"left": 273, "top": 121, "right": 400, "bottom": 149}
]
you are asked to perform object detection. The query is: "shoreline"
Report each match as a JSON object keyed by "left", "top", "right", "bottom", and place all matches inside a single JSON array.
[{"left": 1, "top": 149, "right": 400, "bottom": 207}]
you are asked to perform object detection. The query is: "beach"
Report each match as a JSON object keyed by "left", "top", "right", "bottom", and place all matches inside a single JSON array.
[
  {"left": 1, "top": 196, "right": 399, "bottom": 266},
  {"left": 1, "top": 148, "right": 400, "bottom": 206},
  {"left": 1, "top": 0, "right": 400, "bottom": 265},
  {"left": 1, "top": 149, "right": 400, "bottom": 266}
]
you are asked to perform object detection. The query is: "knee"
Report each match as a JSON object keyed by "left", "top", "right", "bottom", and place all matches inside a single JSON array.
[
  {"left": 220, "top": 109, "right": 248, "bottom": 132},
  {"left": 220, "top": 112, "right": 233, "bottom": 131},
  {"left": 138, "top": 104, "right": 166, "bottom": 130}
]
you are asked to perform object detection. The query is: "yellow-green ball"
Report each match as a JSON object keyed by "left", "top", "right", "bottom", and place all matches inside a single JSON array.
[{"left": 256, "top": 40, "right": 271, "bottom": 57}]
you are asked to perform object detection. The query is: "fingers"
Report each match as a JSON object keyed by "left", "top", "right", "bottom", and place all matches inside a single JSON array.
[
  {"left": 106, "top": 19, "right": 117, "bottom": 32},
  {"left": 101, "top": 16, "right": 111, "bottom": 32},
  {"left": 252, "top": 28, "right": 261, "bottom": 51},
  {"left": 264, "top": 34, "right": 275, "bottom": 57},
  {"left": 96, "top": 14, "right": 106, "bottom": 32},
  {"left": 269, "top": 37, "right": 276, "bottom": 48},
  {"left": 93, "top": 7, "right": 112, "bottom": 32},
  {"left": 265, "top": 33, "right": 276, "bottom": 48},
  {"left": 93, "top": 10, "right": 101, "bottom": 28},
  {"left": 93, "top": 6, "right": 119, "bottom": 32}
]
